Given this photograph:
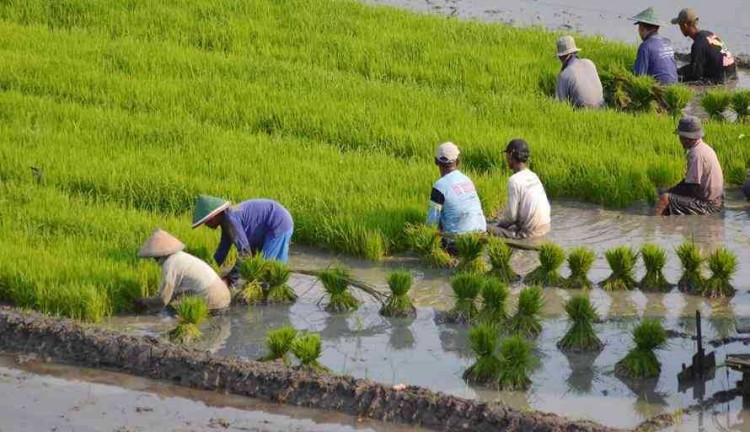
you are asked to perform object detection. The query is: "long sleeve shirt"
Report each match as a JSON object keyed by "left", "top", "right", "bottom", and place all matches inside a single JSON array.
[
  {"left": 426, "top": 170, "right": 486, "bottom": 235},
  {"left": 145, "top": 251, "right": 231, "bottom": 310},
  {"left": 678, "top": 30, "right": 738, "bottom": 84},
  {"left": 633, "top": 33, "right": 678, "bottom": 85},
  {"left": 498, "top": 169, "right": 551, "bottom": 233},
  {"left": 555, "top": 56, "right": 604, "bottom": 109}
]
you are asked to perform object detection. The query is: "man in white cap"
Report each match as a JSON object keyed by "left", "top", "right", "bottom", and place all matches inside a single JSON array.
[
  {"left": 426, "top": 142, "right": 486, "bottom": 248},
  {"left": 135, "top": 228, "right": 231, "bottom": 312},
  {"left": 555, "top": 36, "right": 604, "bottom": 109}
]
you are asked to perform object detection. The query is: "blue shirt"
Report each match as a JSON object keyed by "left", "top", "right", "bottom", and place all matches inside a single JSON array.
[
  {"left": 214, "top": 199, "right": 294, "bottom": 265},
  {"left": 634, "top": 33, "right": 678, "bottom": 85},
  {"left": 426, "top": 170, "right": 487, "bottom": 235}
]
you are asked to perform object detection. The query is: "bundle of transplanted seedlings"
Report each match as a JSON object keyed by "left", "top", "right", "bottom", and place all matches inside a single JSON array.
[
  {"left": 703, "top": 247, "right": 738, "bottom": 298},
  {"left": 463, "top": 322, "right": 502, "bottom": 387},
  {"left": 168, "top": 296, "right": 209, "bottom": 344},
  {"left": 733, "top": 90, "right": 750, "bottom": 122},
  {"left": 260, "top": 325, "right": 297, "bottom": 364},
  {"left": 676, "top": 239, "right": 704, "bottom": 294},
  {"left": 453, "top": 233, "right": 488, "bottom": 274},
  {"left": 600, "top": 246, "right": 638, "bottom": 291},
  {"left": 561, "top": 247, "right": 595, "bottom": 290},
  {"left": 524, "top": 242, "right": 565, "bottom": 287},
  {"left": 380, "top": 269, "right": 416, "bottom": 318},
  {"left": 506, "top": 286, "right": 545, "bottom": 338},
  {"left": 557, "top": 294, "right": 603, "bottom": 352},
  {"left": 319, "top": 267, "right": 360, "bottom": 313},
  {"left": 478, "top": 277, "right": 509, "bottom": 324},
  {"left": 237, "top": 253, "right": 267, "bottom": 304},
  {"left": 263, "top": 260, "right": 297, "bottom": 303},
  {"left": 487, "top": 237, "right": 519, "bottom": 283},
  {"left": 615, "top": 319, "right": 667, "bottom": 379},
  {"left": 660, "top": 84, "right": 693, "bottom": 118},
  {"left": 446, "top": 273, "right": 484, "bottom": 324},
  {"left": 701, "top": 89, "right": 732, "bottom": 121},
  {"left": 639, "top": 244, "right": 670, "bottom": 292},
  {"left": 497, "top": 335, "right": 534, "bottom": 390},
  {"left": 291, "top": 332, "right": 329, "bottom": 373},
  {"left": 403, "top": 223, "right": 452, "bottom": 268}
]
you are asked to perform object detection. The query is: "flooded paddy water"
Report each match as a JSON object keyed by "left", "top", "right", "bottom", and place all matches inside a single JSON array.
[{"left": 106, "top": 199, "right": 750, "bottom": 431}]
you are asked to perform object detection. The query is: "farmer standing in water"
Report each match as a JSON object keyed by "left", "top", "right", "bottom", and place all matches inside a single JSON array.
[
  {"left": 671, "top": 8, "right": 737, "bottom": 84},
  {"left": 629, "top": 7, "right": 678, "bottom": 85}
]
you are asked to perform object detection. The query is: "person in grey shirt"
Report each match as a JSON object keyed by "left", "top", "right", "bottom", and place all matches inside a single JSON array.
[{"left": 555, "top": 36, "right": 604, "bottom": 109}]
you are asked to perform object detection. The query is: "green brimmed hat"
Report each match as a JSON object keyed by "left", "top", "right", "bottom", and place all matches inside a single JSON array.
[
  {"left": 192, "top": 194, "right": 231, "bottom": 228},
  {"left": 138, "top": 228, "right": 185, "bottom": 258},
  {"left": 629, "top": 7, "right": 663, "bottom": 27}
]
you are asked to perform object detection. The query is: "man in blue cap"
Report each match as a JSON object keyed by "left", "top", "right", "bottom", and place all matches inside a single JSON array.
[{"left": 629, "top": 7, "right": 678, "bottom": 85}]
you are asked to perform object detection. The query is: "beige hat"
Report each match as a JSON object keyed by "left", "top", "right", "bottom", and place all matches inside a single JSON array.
[
  {"left": 138, "top": 228, "right": 185, "bottom": 258},
  {"left": 435, "top": 142, "right": 460, "bottom": 163},
  {"left": 671, "top": 8, "right": 698, "bottom": 25},
  {"left": 556, "top": 36, "right": 581, "bottom": 57}
]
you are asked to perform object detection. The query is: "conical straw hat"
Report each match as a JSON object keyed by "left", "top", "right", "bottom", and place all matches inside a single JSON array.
[
  {"left": 138, "top": 228, "right": 185, "bottom": 258},
  {"left": 629, "top": 7, "right": 664, "bottom": 27},
  {"left": 192, "top": 195, "right": 231, "bottom": 228}
]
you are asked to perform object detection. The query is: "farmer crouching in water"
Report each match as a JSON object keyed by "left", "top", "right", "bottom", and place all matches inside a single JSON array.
[
  {"left": 488, "top": 139, "right": 551, "bottom": 239},
  {"left": 426, "top": 142, "right": 487, "bottom": 252},
  {"left": 655, "top": 116, "right": 724, "bottom": 216},
  {"left": 192, "top": 195, "right": 294, "bottom": 287},
  {"left": 134, "top": 228, "right": 231, "bottom": 313}
]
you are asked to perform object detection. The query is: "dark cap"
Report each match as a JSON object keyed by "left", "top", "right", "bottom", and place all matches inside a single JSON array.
[
  {"left": 675, "top": 116, "right": 704, "bottom": 139},
  {"left": 671, "top": 8, "right": 698, "bottom": 25},
  {"left": 504, "top": 139, "right": 530, "bottom": 161}
]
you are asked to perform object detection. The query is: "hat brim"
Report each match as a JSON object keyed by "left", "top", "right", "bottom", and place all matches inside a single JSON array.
[
  {"left": 632, "top": 20, "right": 662, "bottom": 26},
  {"left": 670, "top": 17, "right": 680, "bottom": 24},
  {"left": 675, "top": 129, "right": 704, "bottom": 139},
  {"left": 556, "top": 48, "right": 581, "bottom": 57},
  {"left": 191, "top": 202, "right": 231, "bottom": 228}
]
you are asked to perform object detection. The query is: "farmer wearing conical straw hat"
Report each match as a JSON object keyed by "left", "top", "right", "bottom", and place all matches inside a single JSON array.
[
  {"left": 554, "top": 36, "right": 604, "bottom": 109},
  {"left": 134, "top": 228, "right": 231, "bottom": 312},
  {"left": 192, "top": 195, "right": 294, "bottom": 287},
  {"left": 629, "top": 7, "right": 678, "bottom": 85}
]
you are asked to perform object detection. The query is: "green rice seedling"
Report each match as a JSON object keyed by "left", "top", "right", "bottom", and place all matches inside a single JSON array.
[
  {"left": 639, "top": 244, "right": 670, "bottom": 292},
  {"left": 463, "top": 322, "right": 502, "bottom": 387},
  {"left": 561, "top": 247, "right": 595, "bottom": 290},
  {"left": 600, "top": 247, "right": 638, "bottom": 291},
  {"left": 380, "top": 269, "right": 416, "bottom": 318},
  {"left": 478, "top": 277, "right": 509, "bottom": 324},
  {"left": 453, "top": 233, "right": 488, "bottom": 274},
  {"left": 168, "top": 296, "right": 209, "bottom": 344},
  {"left": 660, "top": 85, "right": 693, "bottom": 118},
  {"left": 261, "top": 325, "right": 297, "bottom": 364},
  {"left": 625, "top": 74, "right": 658, "bottom": 113},
  {"left": 701, "top": 89, "right": 732, "bottom": 120},
  {"left": 557, "top": 294, "right": 603, "bottom": 352},
  {"left": 524, "top": 243, "right": 565, "bottom": 287},
  {"left": 487, "top": 237, "right": 518, "bottom": 283},
  {"left": 237, "top": 253, "right": 267, "bottom": 304},
  {"left": 404, "top": 224, "right": 452, "bottom": 268},
  {"left": 446, "top": 273, "right": 484, "bottom": 324},
  {"left": 262, "top": 260, "right": 297, "bottom": 303},
  {"left": 615, "top": 319, "right": 667, "bottom": 379},
  {"left": 676, "top": 240, "right": 704, "bottom": 294},
  {"left": 319, "top": 267, "right": 360, "bottom": 313},
  {"left": 703, "top": 247, "right": 738, "bottom": 298},
  {"left": 291, "top": 332, "right": 329, "bottom": 373},
  {"left": 732, "top": 90, "right": 750, "bottom": 122},
  {"left": 497, "top": 335, "right": 534, "bottom": 390},
  {"left": 506, "top": 286, "right": 545, "bottom": 338}
]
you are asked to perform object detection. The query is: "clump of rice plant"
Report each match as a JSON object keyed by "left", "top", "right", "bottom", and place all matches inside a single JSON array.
[
  {"left": 600, "top": 246, "right": 638, "bottom": 291},
  {"left": 446, "top": 273, "right": 484, "bottom": 324},
  {"left": 625, "top": 74, "right": 658, "bottom": 113},
  {"left": 561, "top": 247, "right": 595, "bottom": 290},
  {"left": 701, "top": 89, "right": 732, "bottom": 121},
  {"left": 168, "top": 296, "right": 209, "bottom": 344},
  {"left": 497, "top": 335, "right": 534, "bottom": 390},
  {"left": 524, "top": 242, "right": 565, "bottom": 287},
  {"left": 463, "top": 322, "right": 502, "bottom": 386},
  {"left": 291, "top": 332, "right": 329, "bottom": 373},
  {"left": 615, "top": 319, "right": 667, "bottom": 379},
  {"left": 237, "top": 253, "right": 267, "bottom": 304},
  {"left": 404, "top": 223, "right": 452, "bottom": 268},
  {"left": 478, "top": 277, "right": 509, "bottom": 323},
  {"left": 261, "top": 325, "right": 297, "bottom": 364},
  {"left": 380, "top": 269, "right": 416, "bottom": 318},
  {"left": 732, "top": 90, "right": 750, "bottom": 122},
  {"left": 703, "top": 247, "right": 738, "bottom": 298},
  {"left": 639, "top": 244, "right": 670, "bottom": 292},
  {"left": 319, "top": 267, "right": 360, "bottom": 313},
  {"left": 557, "top": 294, "right": 602, "bottom": 352},
  {"left": 454, "top": 233, "right": 488, "bottom": 274},
  {"left": 263, "top": 260, "right": 297, "bottom": 303},
  {"left": 676, "top": 240, "right": 704, "bottom": 294},
  {"left": 506, "top": 286, "right": 545, "bottom": 338},
  {"left": 661, "top": 85, "right": 693, "bottom": 118},
  {"left": 487, "top": 237, "right": 518, "bottom": 283}
]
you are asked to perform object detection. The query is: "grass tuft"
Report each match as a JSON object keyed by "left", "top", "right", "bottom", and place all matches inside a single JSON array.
[
  {"left": 524, "top": 242, "right": 565, "bottom": 287},
  {"left": 600, "top": 246, "right": 638, "bottom": 291},
  {"left": 639, "top": 244, "right": 669, "bottom": 292},
  {"left": 561, "top": 247, "right": 595, "bottom": 290},
  {"left": 701, "top": 89, "right": 732, "bottom": 121},
  {"left": 446, "top": 273, "right": 484, "bottom": 324},
  {"left": 319, "top": 267, "right": 360, "bottom": 313},
  {"left": 454, "top": 234, "right": 488, "bottom": 274},
  {"left": 506, "top": 286, "right": 544, "bottom": 338},
  {"left": 261, "top": 325, "right": 297, "bottom": 364},
  {"left": 478, "top": 277, "right": 509, "bottom": 324},
  {"left": 168, "top": 296, "right": 209, "bottom": 344},
  {"left": 676, "top": 239, "right": 704, "bottom": 294},
  {"left": 661, "top": 85, "right": 693, "bottom": 118},
  {"left": 291, "top": 332, "right": 329, "bottom": 372},
  {"left": 463, "top": 323, "right": 502, "bottom": 387},
  {"left": 615, "top": 319, "right": 667, "bottom": 379},
  {"left": 237, "top": 253, "right": 267, "bottom": 304},
  {"left": 487, "top": 237, "right": 518, "bottom": 283},
  {"left": 404, "top": 224, "right": 453, "bottom": 268},
  {"left": 557, "top": 294, "right": 602, "bottom": 352},
  {"left": 380, "top": 269, "right": 416, "bottom": 317},
  {"left": 703, "top": 247, "right": 738, "bottom": 298},
  {"left": 497, "top": 336, "right": 534, "bottom": 390}
]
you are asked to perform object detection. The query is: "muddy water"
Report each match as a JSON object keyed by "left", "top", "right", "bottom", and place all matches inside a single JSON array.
[{"left": 0, "top": 355, "right": 422, "bottom": 432}]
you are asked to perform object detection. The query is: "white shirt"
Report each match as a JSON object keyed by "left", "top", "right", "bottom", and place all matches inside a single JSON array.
[
  {"left": 498, "top": 169, "right": 551, "bottom": 234},
  {"left": 156, "top": 251, "right": 231, "bottom": 310}
]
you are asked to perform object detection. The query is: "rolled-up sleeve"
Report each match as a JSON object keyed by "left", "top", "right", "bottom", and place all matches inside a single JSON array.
[{"left": 426, "top": 187, "right": 445, "bottom": 227}]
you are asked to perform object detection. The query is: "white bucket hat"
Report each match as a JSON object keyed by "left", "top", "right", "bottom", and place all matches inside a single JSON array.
[
  {"left": 556, "top": 36, "right": 581, "bottom": 57},
  {"left": 138, "top": 228, "right": 185, "bottom": 258}
]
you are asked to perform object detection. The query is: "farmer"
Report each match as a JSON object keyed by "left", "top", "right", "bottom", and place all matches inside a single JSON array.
[
  {"left": 426, "top": 142, "right": 487, "bottom": 247},
  {"left": 488, "top": 139, "right": 551, "bottom": 239},
  {"left": 629, "top": 7, "right": 678, "bottom": 85},
  {"left": 134, "top": 228, "right": 231, "bottom": 312},
  {"left": 555, "top": 36, "right": 604, "bottom": 109},
  {"left": 655, "top": 116, "right": 724, "bottom": 216},
  {"left": 671, "top": 8, "right": 737, "bottom": 84},
  {"left": 192, "top": 195, "right": 294, "bottom": 287}
]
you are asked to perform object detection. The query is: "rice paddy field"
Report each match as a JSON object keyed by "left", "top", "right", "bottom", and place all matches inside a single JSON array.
[{"left": 0, "top": 0, "right": 749, "bottom": 322}]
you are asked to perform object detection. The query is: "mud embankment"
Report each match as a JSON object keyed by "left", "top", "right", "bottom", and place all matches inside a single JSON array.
[{"left": 0, "top": 307, "right": 616, "bottom": 432}]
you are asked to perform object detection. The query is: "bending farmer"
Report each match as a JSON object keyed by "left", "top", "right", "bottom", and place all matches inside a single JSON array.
[
  {"left": 489, "top": 139, "right": 551, "bottom": 239},
  {"left": 555, "top": 36, "right": 604, "bottom": 109},
  {"left": 192, "top": 195, "right": 294, "bottom": 286},
  {"left": 671, "top": 8, "right": 737, "bottom": 84},
  {"left": 629, "top": 8, "right": 678, "bottom": 85},
  {"left": 655, "top": 116, "right": 724, "bottom": 216},
  {"left": 135, "top": 228, "right": 231, "bottom": 312}
]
